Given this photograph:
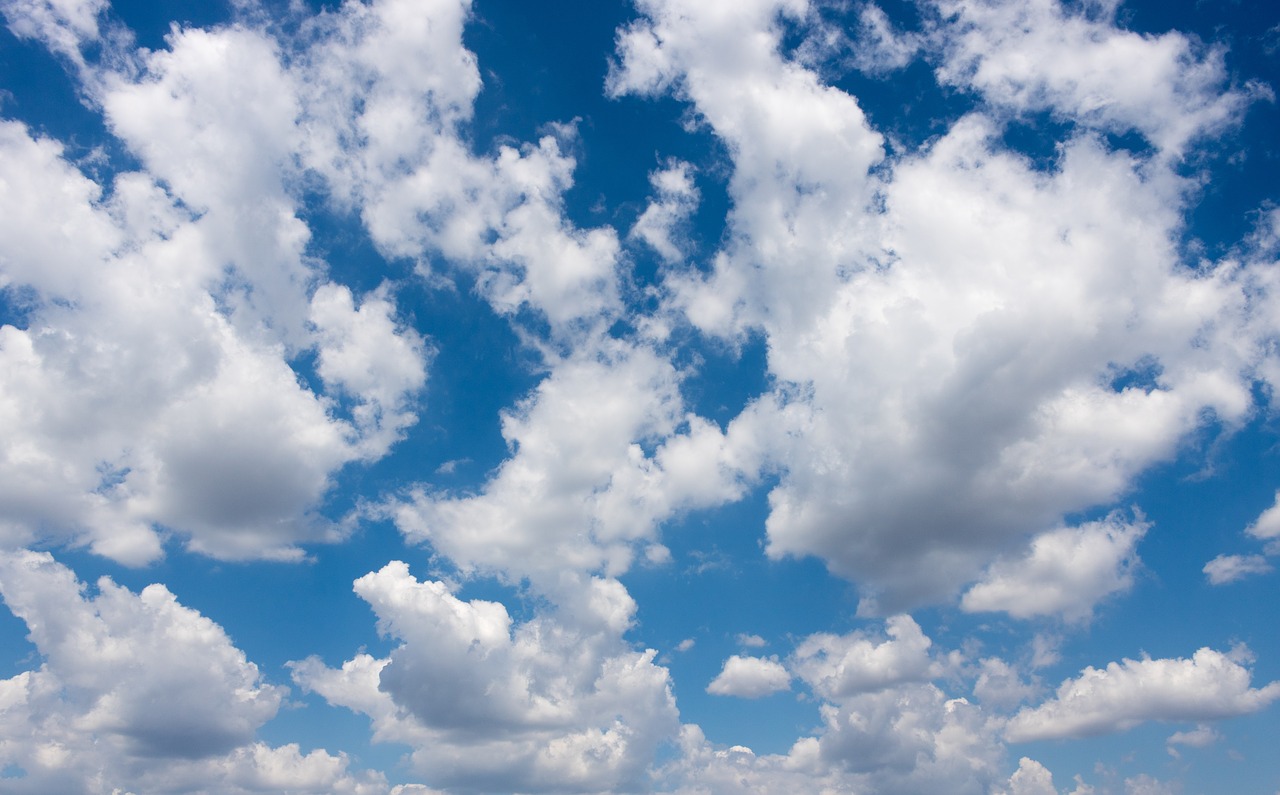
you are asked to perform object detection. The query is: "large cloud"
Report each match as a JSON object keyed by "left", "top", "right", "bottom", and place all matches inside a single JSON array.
[
  {"left": 610, "top": 0, "right": 1277, "bottom": 611},
  {"left": 291, "top": 562, "right": 679, "bottom": 793},
  {"left": 1005, "top": 647, "right": 1280, "bottom": 742},
  {"left": 0, "top": 550, "right": 383, "bottom": 794}
]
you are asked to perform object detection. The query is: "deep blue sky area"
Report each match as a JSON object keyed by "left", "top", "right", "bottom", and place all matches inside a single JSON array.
[{"left": 2, "top": 0, "right": 1280, "bottom": 793}]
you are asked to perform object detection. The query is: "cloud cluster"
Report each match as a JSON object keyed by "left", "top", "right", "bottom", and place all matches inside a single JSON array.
[
  {"left": 0, "top": 550, "right": 383, "bottom": 794},
  {"left": 291, "top": 562, "right": 679, "bottom": 793},
  {"left": 609, "top": 0, "right": 1279, "bottom": 613}
]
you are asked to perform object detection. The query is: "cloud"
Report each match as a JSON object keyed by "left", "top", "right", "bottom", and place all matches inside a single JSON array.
[
  {"left": 1004, "top": 757, "right": 1058, "bottom": 795},
  {"left": 630, "top": 159, "right": 699, "bottom": 264},
  {"left": 961, "top": 514, "right": 1148, "bottom": 621},
  {"left": 388, "top": 339, "right": 765, "bottom": 588},
  {"left": 736, "top": 633, "right": 767, "bottom": 648},
  {"left": 1203, "top": 553, "right": 1273, "bottom": 585},
  {"left": 706, "top": 655, "right": 791, "bottom": 698},
  {"left": 0, "top": 550, "right": 381, "bottom": 793},
  {"left": 610, "top": 0, "right": 1278, "bottom": 615},
  {"left": 1166, "top": 724, "right": 1219, "bottom": 750},
  {"left": 1006, "top": 647, "right": 1280, "bottom": 742},
  {"left": 929, "top": 0, "right": 1256, "bottom": 156},
  {"left": 791, "top": 615, "right": 935, "bottom": 699},
  {"left": 291, "top": 562, "right": 679, "bottom": 793},
  {"left": 1247, "top": 490, "right": 1280, "bottom": 541}
]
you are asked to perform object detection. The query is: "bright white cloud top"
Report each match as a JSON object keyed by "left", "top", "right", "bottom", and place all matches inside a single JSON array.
[{"left": 0, "top": 0, "right": 1278, "bottom": 792}]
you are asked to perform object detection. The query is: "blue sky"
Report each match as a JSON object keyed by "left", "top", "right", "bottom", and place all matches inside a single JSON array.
[{"left": 1, "top": 0, "right": 1279, "bottom": 792}]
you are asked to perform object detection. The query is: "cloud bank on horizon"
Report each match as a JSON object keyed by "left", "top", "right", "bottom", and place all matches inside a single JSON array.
[{"left": 0, "top": 0, "right": 1278, "bottom": 792}]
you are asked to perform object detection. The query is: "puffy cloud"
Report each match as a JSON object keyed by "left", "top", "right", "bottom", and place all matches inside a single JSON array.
[
  {"left": 389, "top": 339, "right": 767, "bottom": 588},
  {"left": 611, "top": 0, "right": 1277, "bottom": 614},
  {"left": 973, "top": 657, "right": 1039, "bottom": 711},
  {"left": 309, "top": 282, "right": 429, "bottom": 457},
  {"left": 791, "top": 615, "right": 935, "bottom": 699},
  {"left": 706, "top": 655, "right": 791, "bottom": 698},
  {"left": 1203, "top": 553, "right": 1273, "bottom": 585},
  {"left": 928, "top": 0, "right": 1255, "bottom": 156},
  {"left": 0, "top": 0, "right": 107, "bottom": 63},
  {"left": 1246, "top": 490, "right": 1280, "bottom": 541},
  {"left": 1004, "top": 757, "right": 1058, "bottom": 795},
  {"left": 736, "top": 633, "right": 767, "bottom": 648},
  {"left": 1166, "top": 724, "right": 1219, "bottom": 752},
  {"left": 653, "top": 686, "right": 1007, "bottom": 795},
  {"left": 1006, "top": 647, "right": 1280, "bottom": 742},
  {"left": 0, "top": 24, "right": 431, "bottom": 563},
  {"left": 0, "top": 550, "right": 382, "bottom": 793},
  {"left": 630, "top": 160, "right": 700, "bottom": 264},
  {"left": 291, "top": 562, "right": 679, "bottom": 793},
  {"left": 961, "top": 514, "right": 1147, "bottom": 621}
]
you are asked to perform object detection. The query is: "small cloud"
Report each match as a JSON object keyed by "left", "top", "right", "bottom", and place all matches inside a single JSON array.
[
  {"left": 706, "top": 655, "right": 791, "bottom": 698},
  {"left": 434, "top": 458, "right": 470, "bottom": 475},
  {"left": 675, "top": 638, "right": 695, "bottom": 653},
  {"left": 736, "top": 633, "right": 767, "bottom": 648},
  {"left": 1166, "top": 724, "right": 1219, "bottom": 750},
  {"left": 1203, "top": 553, "right": 1273, "bottom": 585}
]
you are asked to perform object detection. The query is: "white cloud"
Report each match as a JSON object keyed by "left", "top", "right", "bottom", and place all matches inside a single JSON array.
[
  {"left": 1005, "top": 757, "right": 1058, "bottom": 795},
  {"left": 389, "top": 339, "right": 765, "bottom": 588},
  {"left": 0, "top": 25, "right": 433, "bottom": 563},
  {"left": 1203, "top": 553, "right": 1273, "bottom": 585},
  {"left": 706, "top": 655, "right": 791, "bottom": 698},
  {"left": 1006, "top": 647, "right": 1280, "bottom": 742},
  {"left": 1247, "top": 490, "right": 1280, "bottom": 540},
  {"left": 973, "top": 657, "right": 1039, "bottom": 711},
  {"left": 791, "top": 615, "right": 935, "bottom": 699},
  {"left": 1, "top": 0, "right": 107, "bottom": 64},
  {"left": 291, "top": 562, "right": 679, "bottom": 793},
  {"left": 310, "top": 282, "right": 429, "bottom": 457},
  {"left": 631, "top": 159, "right": 699, "bottom": 264},
  {"left": 654, "top": 685, "right": 1007, "bottom": 795},
  {"left": 0, "top": 550, "right": 383, "bottom": 793},
  {"left": 961, "top": 514, "right": 1147, "bottom": 621},
  {"left": 1167, "top": 724, "right": 1220, "bottom": 749},
  {"left": 610, "top": 0, "right": 1277, "bottom": 614},
  {"left": 736, "top": 633, "right": 767, "bottom": 648},
  {"left": 929, "top": 0, "right": 1256, "bottom": 156}
]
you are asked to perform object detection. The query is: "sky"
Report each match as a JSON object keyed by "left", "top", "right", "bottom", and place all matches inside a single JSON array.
[{"left": 0, "top": 0, "right": 1279, "bottom": 792}]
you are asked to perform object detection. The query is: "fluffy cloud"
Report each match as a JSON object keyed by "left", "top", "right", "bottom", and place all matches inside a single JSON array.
[
  {"left": 1006, "top": 647, "right": 1280, "bottom": 742},
  {"left": 611, "top": 0, "right": 1276, "bottom": 612},
  {"left": 389, "top": 339, "right": 768, "bottom": 590},
  {"left": 0, "top": 16, "right": 432, "bottom": 563},
  {"left": 1203, "top": 553, "right": 1273, "bottom": 585},
  {"left": 0, "top": 550, "right": 381, "bottom": 794},
  {"left": 706, "top": 655, "right": 791, "bottom": 698},
  {"left": 961, "top": 514, "right": 1147, "bottom": 621},
  {"left": 791, "top": 615, "right": 935, "bottom": 699},
  {"left": 928, "top": 0, "right": 1254, "bottom": 156},
  {"left": 1003, "top": 757, "right": 1058, "bottom": 795},
  {"left": 291, "top": 562, "right": 679, "bottom": 793}
]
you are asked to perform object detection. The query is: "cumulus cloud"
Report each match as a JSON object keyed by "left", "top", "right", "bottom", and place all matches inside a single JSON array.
[
  {"left": 1006, "top": 647, "right": 1280, "bottom": 742},
  {"left": 610, "top": 0, "right": 1279, "bottom": 615},
  {"left": 791, "top": 615, "right": 935, "bottom": 699},
  {"left": 961, "top": 514, "right": 1147, "bottom": 621},
  {"left": 291, "top": 562, "right": 679, "bottom": 793},
  {"left": 1203, "top": 553, "right": 1273, "bottom": 585},
  {"left": 928, "top": 0, "right": 1256, "bottom": 156},
  {"left": 0, "top": 22, "right": 432, "bottom": 563},
  {"left": 0, "top": 550, "right": 381, "bottom": 793},
  {"left": 706, "top": 655, "right": 791, "bottom": 698}
]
